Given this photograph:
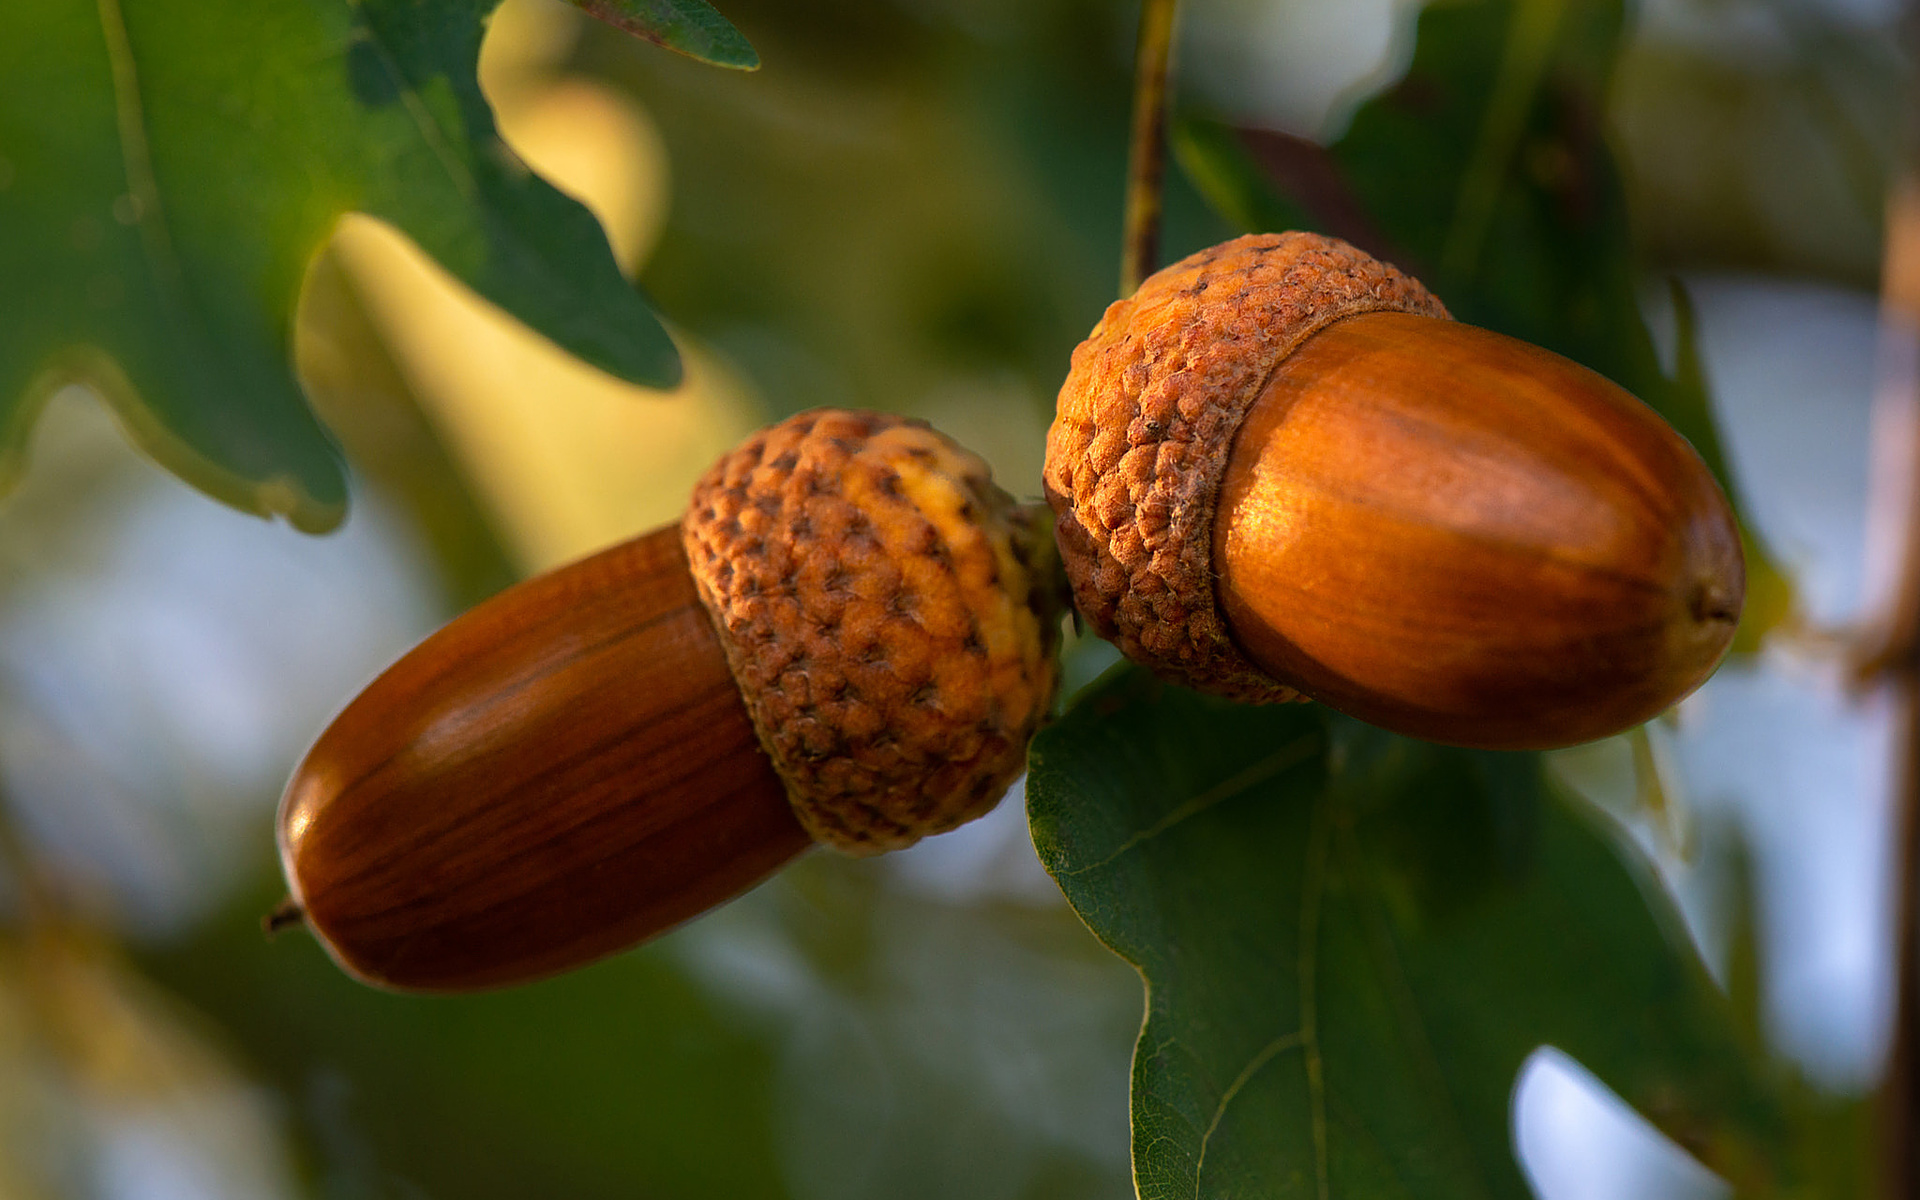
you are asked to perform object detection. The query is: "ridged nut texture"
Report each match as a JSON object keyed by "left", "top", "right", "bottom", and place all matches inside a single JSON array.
[
  {"left": 1043, "top": 232, "right": 1449, "bottom": 701},
  {"left": 683, "top": 409, "right": 1060, "bottom": 855}
]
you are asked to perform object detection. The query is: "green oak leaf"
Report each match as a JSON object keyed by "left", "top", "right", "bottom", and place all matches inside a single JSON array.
[
  {"left": 1028, "top": 668, "right": 1790, "bottom": 1198},
  {"left": 0, "top": 0, "right": 682, "bottom": 532},
  {"left": 1173, "top": 0, "right": 1792, "bottom": 642},
  {"left": 570, "top": 0, "right": 759, "bottom": 70}
]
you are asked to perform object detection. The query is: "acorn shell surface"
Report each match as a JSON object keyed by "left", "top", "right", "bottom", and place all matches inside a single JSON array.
[
  {"left": 1043, "top": 232, "right": 1449, "bottom": 702},
  {"left": 1214, "top": 312, "right": 1744, "bottom": 749},
  {"left": 278, "top": 526, "right": 809, "bottom": 992}
]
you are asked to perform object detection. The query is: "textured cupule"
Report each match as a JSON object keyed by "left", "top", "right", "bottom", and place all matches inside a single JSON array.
[
  {"left": 1042, "top": 232, "right": 1449, "bottom": 702},
  {"left": 684, "top": 409, "right": 1059, "bottom": 854}
]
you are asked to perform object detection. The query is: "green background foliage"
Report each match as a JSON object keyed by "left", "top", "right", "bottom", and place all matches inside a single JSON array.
[{"left": 0, "top": 0, "right": 1900, "bottom": 1195}]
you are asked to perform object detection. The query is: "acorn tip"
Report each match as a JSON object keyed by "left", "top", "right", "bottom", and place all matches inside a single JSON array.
[{"left": 262, "top": 897, "right": 306, "bottom": 937}]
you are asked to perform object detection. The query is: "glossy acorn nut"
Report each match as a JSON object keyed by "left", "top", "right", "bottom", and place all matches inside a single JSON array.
[
  {"left": 1044, "top": 233, "right": 1743, "bottom": 750},
  {"left": 279, "top": 410, "right": 1060, "bottom": 992}
]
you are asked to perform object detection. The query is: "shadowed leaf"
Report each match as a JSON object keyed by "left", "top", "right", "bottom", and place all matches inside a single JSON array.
[
  {"left": 570, "top": 0, "right": 759, "bottom": 70},
  {"left": 1028, "top": 668, "right": 1791, "bottom": 1198}
]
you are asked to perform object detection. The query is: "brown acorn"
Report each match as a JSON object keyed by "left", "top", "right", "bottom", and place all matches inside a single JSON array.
[
  {"left": 1043, "top": 232, "right": 1744, "bottom": 750},
  {"left": 278, "top": 409, "right": 1060, "bottom": 992}
]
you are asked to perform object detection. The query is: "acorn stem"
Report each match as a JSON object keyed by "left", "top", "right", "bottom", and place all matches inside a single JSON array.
[
  {"left": 1120, "top": 0, "right": 1178, "bottom": 296},
  {"left": 1854, "top": 93, "right": 1920, "bottom": 1191},
  {"left": 262, "top": 898, "right": 306, "bottom": 936},
  {"left": 1013, "top": 500, "right": 1073, "bottom": 632}
]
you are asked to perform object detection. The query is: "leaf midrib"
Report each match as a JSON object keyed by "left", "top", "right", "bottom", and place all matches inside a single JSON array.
[
  {"left": 95, "top": 0, "right": 185, "bottom": 299},
  {"left": 1060, "top": 732, "right": 1321, "bottom": 878},
  {"left": 346, "top": 0, "right": 479, "bottom": 202},
  {"left": 1336, "top": 818, "right": 1501, "bottom": 1199}
]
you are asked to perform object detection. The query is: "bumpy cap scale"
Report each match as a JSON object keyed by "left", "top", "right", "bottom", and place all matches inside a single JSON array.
[
  {"left": 1044, "top": 232, "right": 1448, "bottom": 702},
  {"left": 684, "top": 409, "right": 1060, "bottom": 854}
]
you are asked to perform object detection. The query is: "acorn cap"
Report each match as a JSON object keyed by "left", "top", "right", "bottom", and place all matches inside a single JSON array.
[
  {"left": 1043, "top": 232, "right": 1449, "bottom": 702},
  {"left": 683, "top": 409, "right": 1060, "bottom": 855}
]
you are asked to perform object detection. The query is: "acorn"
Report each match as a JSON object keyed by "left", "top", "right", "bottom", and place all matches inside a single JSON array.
[
  {"left": 1044, "top": 232, "right": 1744, "bottom": 750},
  {"left": 277, "top": 409, "right": 1061, "bottom": 992}
]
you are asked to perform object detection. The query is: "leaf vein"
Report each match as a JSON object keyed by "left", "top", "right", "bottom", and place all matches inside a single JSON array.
[
  {"left": 1059, "top": 733, "right": 1320, "bottom": 877},
  {"left": 1440, "top": 0, "right": 1567, "bottom": 280},
  {"left": 1300, "top": 790, "right": 1333, "bottom": 1200},
  {"left": 95, "top": 0, "right": 183, "bottom": 294},
  {"left": 1193, "top": 1030, "right": 1306, "bottom": 1198},
  {"left": 348, "top": 0, "right": 479, "bottom": 201},
  {"left": 1335, "top": 821, "right": 1499, "bottom": 1198}
]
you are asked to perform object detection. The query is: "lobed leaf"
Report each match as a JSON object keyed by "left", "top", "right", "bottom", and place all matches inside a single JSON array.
[
  {"left": 0, "top": 0, "right": 681, "bottom": 531},
  {"left": 1028, "top": 668, "right": 1790, "bottom": 1198}
]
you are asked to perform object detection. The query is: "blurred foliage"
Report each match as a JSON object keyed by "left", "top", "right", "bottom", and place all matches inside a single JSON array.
[
  {"left": 1715, "top": 833, "right": 1877, "bottom": 1199},
  {"left": 295, "top": 0, "right": 767, "bottom": 579},
  {"left": 672, "top": 841, "right": 1139, "bottom": 1200},
  {"left": 567, "top": 0, "right": 760, "bottom": 70},
  {"left": 143, "top": 873, "right": 793, "bottom": 1200},
  {"left": 575, "top": 0, "right": 1236, "bottom": 497},
  {"left": 0, "top": 921, "right": 304, "bottom": 1199},
  {"left": 133, "top": 837, "right": 1141, "bottom": 1199},
  {"left": 1029, "top": 668, "right": 1872, "bottom": 1197},
  {"left": 1612, "top": 5, "right": 1902, "bottom": 289},
  {"left": 295, "top": 249, "right": 522, "bottom": 606}
]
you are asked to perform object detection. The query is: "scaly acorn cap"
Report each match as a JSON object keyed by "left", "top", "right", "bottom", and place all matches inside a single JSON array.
[
  {"left": 1043, "top": 232, "right": 1449, "bottom": 702},
  {"left": 683, "top": 409, "right": 1061, "bottom": 855}
]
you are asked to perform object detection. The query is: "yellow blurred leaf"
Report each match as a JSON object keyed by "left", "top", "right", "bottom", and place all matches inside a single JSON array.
[
  {"left": 494, "top": 79, "right": 670, "bottom": 279},
  {"left": 309, "top": 63, "right": 761, "bottom": 575},
  {"left": 0, "top": 929, "right": 299, "bottom": 1198}
]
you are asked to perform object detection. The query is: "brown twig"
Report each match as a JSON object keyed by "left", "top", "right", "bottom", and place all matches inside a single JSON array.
[
  {"left": 1851, "top": 7, "right": 1920, "bottom": 1193},
  {"left": 1120, "top": 0, "right": 1179, "bottom": 297},
  {"left": 1879, "top": 677, "right": 1920, "bottom": 1200},
  {"left": 0, "top": 773, "right": 59, "bottom": 929}
]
